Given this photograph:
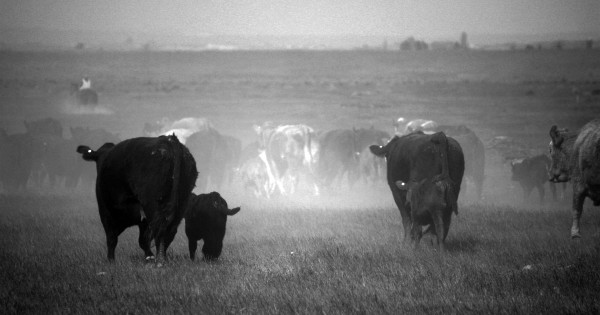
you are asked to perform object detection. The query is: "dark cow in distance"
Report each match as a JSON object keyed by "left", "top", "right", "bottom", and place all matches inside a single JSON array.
[
  {"left": 549, "top": 119, "right": 600, "bottom": 239},
  {"left": 0, "top": 131, "right": 34, "bottom": 192},
  {"left": 435, "top": 125, "right": 485, "bottom": 200},
  {"left": 71, "top": 83, "right": 98, "bottom": 106},
  {"left": 510, "top": 154, "right": 556, "bottom": 204},
  {"left": 24, "top": 118, "right": 84, "bottom": 189},
  {"left": 317, "top": 129, "right": 361, "bottom": 189},
  {"left": 186, "top": 128, "right": 232, "bottom": 192},
  {"left": 355, "top": 127, "right": 390, "bottom": 184},
  {"left": 370, "top": 131, "right": 464, "bottom": 251},
  {"left": 185, "top": 192, "right": 240, "bottom": 260},
  {"left": 71, "top": 126, "right": 121, "bottom": 188},
  {"left": 77, "top": 135, "right": 197, "bottom": 263},
  {"left": 318, "top": 127, "right": 390, "bottom": 190}
]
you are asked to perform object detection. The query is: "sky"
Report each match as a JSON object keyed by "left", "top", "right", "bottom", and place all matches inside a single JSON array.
[{"left": 1, "top": 0, "right": 599, "bottom": 40}]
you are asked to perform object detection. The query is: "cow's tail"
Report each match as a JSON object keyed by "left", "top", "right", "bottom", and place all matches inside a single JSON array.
[
  {"left": 432, "top": 132, "right": 458, "bottom": 215},
  {"left": 150, "top": 135, "right": 185, "bottom": 259},
  {"left": 307, "top": 129, "right": 314, "bottom": 169}
]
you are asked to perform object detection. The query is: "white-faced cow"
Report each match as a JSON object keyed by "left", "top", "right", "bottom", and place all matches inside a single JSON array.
[
  {"left": 370, "top": 131, "right": 464, "bottom": 251},
  {"left": 184, "top": 192, "right": 240, "bottom": 260},
  {"left": 253, "top": 123, "right": 319, "bottom": 196},
  {"left": 144, "top": 117, "right": 212, "bottom": 144},
  {"left": 77, "top": 135, "right": 198, "bottom": 263},
  {"left": 549, "top": 119, "right": 600, "bottom": 239},
  {"left": 394, "top": 117, "right": 438, "bottom": 136}
]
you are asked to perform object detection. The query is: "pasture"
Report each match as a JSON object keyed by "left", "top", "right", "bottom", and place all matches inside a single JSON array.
[{"left": 1, "top": 49, "right": 600, "bottom": 313}]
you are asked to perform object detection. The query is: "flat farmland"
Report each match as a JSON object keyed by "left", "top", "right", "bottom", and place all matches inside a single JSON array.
[{"left": 1, "top": 49, "right": 600, "bottom": 313}]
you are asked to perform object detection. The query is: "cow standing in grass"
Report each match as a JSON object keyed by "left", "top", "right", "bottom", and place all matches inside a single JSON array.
[
  {"left": 185, "top": 192, "right": 240, "bottom": 260},
  {"left": 549, "top": 119, "right": 600, "bottom": 238},
  {"left": 254, "top": 123, "right": 319, "bottom": 196},
  {"left": 510, "top": 154, "right": 554, "bottom": 204},
  {"left": 370, "top": 131, "right": 464, "bottom": 250},
  {"left": 77, "top": 135, "right": 197, "bottom": 263},
  {"left": 435, "top": 125, "right": 485, "bottom": 201}
]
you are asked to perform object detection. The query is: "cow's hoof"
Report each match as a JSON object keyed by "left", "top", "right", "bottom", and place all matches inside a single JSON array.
[
  {"left": 145, "top": 256, "right": 156, "bottom": 262},
  {"left": 571, "top": 233, "right": 581, "bottom": 239}
]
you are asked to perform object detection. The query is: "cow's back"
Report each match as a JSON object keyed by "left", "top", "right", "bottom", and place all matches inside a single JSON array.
[
  {"left": 573, "top": 119, "right": 600, "bottom": 195},
  {"left": 96, "top": 137, "right": 196, "bottom": 221}
]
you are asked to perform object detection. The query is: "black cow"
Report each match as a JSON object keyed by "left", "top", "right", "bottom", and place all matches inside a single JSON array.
[
  {"left": 317, "top": 129, "right": 361, "bottom": 189},
  {"left": 510, "top": 154, "right": 556, "bottom": 204},
  {"left": 435, "top": 125, "right": 485, "bottom": 200},
  {"left": 24, "top": 118, "right": 64, "bottom": 187},
  {"left": 185, "top": 192, "right": 240, "bottom": 260},
  {"left": 77, "top": 135, "right": 197, "bottom": 263},
  {"left": 221, "top": 134, "right": 242, "bottom": 184},
  {"left": 0, "top": 131, "right": 34, "bottom": 192},
  {"left": 355, "top": 127, "right": 390, "bottom": 184},
  {"left": 370, "top": 131, "right": 464, "bottom": 250},
  {"left": 24, "top": 118, "right": 63, "bottom": 138},
  {"left": 186, "top": 128, "right": 231, "bottom": 192},
  {"left": 71, "top": 83, "right": 98, "bottom": 106},
  {"left": 318, "top": 127, "right": 390, "bottom": 190},
  {"left": 44, "top": 136, "right": 84, "bottom": 188}
]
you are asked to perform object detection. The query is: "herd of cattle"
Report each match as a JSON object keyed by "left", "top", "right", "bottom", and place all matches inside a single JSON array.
[{"left": 1, "top": 115, "right": 599, "bottom": 260}]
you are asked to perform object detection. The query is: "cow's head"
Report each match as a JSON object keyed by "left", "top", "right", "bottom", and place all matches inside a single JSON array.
[
  {"left": 393, "top": 117, "right": 406, "bottom": 136},
  {"left": 548, "top": 126, "right": 571, "bottom": 182},
  {"left": 191, "top": 192, "right": 240, "bottom": 260}
]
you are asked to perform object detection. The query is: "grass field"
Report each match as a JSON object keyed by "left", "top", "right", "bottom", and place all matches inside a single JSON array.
[{"left": 1, "top": 49, "right": 600, "bottom": 313}]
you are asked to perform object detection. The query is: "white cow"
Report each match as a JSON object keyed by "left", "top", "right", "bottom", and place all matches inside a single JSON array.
[
  {"left": 253, "top": 122, "right": 320, "bottom": 196},
  {"left": 144, "top": 117, "right": 212, "bottom": 144},
  {"left": 394, "top": 117, "right": 438, "bottom": 136}
]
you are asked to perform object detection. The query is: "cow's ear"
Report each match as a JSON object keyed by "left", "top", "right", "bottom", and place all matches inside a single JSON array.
[
  {"left": 226, "top": 207, "right": 240, "bottom": 216},
  {"left": 549, "top": 125, "right": 563, "bottom": 147},
  {"left": 76, "top": 145, "right": 90, "bottom": 154},
  {"left": 395, "top": 180, "right": 408, "bottom": 191},
  {"left": 369, "top": 144, "right": 386, "bottom": 157},
  {"left": 77, "top": 145, "right": 98, "bottom": 161}
]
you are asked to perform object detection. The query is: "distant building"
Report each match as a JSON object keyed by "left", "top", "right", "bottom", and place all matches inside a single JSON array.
[
  {"left": 399, "top": 37, "right": 428, "bottom": 51},
  {"left": 429, "top": 41, "right": 460, "bottom": 51},
  {"left": 460, "top": 32, "right": 469, "bottom": 49}
]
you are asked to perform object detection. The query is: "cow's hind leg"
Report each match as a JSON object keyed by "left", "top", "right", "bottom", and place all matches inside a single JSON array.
[
  {"left": 106, "top": 229, "right": 119, "bottom": 261},
  {"left": 432, "top": 211, "right": 446, "bottom": 252},
  {"left": 537, "top": 184, "right": 545, "bottom": 204},
  {"left": 188, "top": 238, "right": 198, "bottom": 261},
  {"left": 550, "top": 182, "right": 558, "bottom": 201},
  {"left": 570, "top": 185, "right": 586, "bottom": 239},
  {"left": 138, "top": 222, "right": 154, "bottom": 260}
]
